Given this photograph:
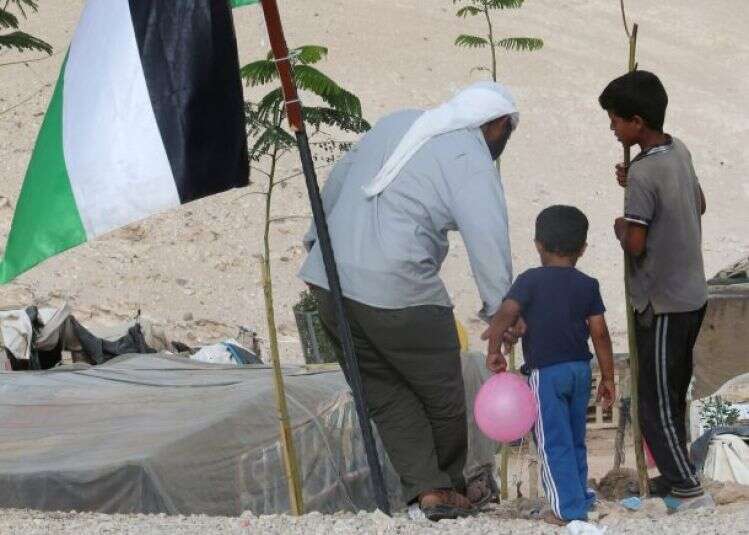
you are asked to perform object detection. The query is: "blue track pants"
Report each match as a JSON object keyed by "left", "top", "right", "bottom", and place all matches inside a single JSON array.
[{"left": 529, "top": 361, "right": 594, "bottom": 521}]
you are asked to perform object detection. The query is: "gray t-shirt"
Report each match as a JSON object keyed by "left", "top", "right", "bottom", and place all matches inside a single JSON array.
[
  {"left": 624, "top": 136, "right": 707, "bottom": 314},
  {"left": 298, "top": 109, "right": 513, "bottom": 319}
]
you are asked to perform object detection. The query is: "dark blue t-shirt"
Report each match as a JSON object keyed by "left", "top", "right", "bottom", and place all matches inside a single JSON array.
[{"left": 505, "top": 266, "right": 606, "bottom": 369}]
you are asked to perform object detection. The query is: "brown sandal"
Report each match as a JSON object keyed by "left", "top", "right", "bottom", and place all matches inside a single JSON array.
[{"left": 418, "top": 489, "right": 473, "bottom": 521}]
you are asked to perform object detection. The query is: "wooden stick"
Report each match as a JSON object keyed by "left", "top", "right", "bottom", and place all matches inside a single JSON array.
[
  {"left": 528, "top": 441, "right": 539, "bottom": 498},
  {"left": 613, "top": 397, "right": 629, "bottom": 470},
  {"left": 621, "top": 20, "right": 649, "bottom": 497},
  {"left": 499, "top": 346, "right": 518, "bottom": 500}
]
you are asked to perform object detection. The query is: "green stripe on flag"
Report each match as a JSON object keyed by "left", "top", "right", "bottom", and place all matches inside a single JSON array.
[
  {"left": 0, "top": 57, "right": 86, "bottom": 284},
  {"left": 230, "top": 0, "right": 259, "bottom": 7}
]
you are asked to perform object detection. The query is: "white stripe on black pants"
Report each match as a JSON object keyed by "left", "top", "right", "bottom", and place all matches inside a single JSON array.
[{"left": 636, "top": 304, "right": 706, "bottom": 498}]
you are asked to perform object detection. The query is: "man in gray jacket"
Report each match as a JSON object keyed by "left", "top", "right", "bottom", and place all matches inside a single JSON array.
[{"left": 299, "top": 82, "right": 519, "bottom": 519}]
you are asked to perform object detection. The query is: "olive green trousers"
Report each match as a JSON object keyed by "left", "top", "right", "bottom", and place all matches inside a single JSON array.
[{"left": 312, "top": 287, "right": 467, "bottom": 503}]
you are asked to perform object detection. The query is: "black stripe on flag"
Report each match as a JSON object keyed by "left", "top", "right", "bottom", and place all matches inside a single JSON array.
[{"left": 128, "top": 0, "right": 249, "bottom": 203}]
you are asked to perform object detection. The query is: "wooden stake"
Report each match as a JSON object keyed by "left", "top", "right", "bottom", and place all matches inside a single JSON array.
[
  {"left": 499, "top": 346, "right": 518, "bottom": 499},
  {"left": 619, "top": 9, "right": 649, "bottom": 496}
]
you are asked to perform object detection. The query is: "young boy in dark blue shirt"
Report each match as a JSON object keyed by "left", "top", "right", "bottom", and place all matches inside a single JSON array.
[{"left": 482, "top": 205, "right": 615, "bottom": 525}]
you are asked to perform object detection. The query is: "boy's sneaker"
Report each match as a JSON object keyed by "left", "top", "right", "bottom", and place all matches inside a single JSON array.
[{"left": 663, "top": 493, "right": 715, "bottom": 513}]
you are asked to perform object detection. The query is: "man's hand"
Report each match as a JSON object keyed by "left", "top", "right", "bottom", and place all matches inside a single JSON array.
[
  {"left": 486, "top": 352, "right": 508, "bottom": 374},
  {"left": 615, "top": 163, "right": 628, "bottom": 187},
  {"left": 481, "top": 300, "right": 522, "bottom": 373},
  {"left": 596, "top": 377, "right": 616, "bottom": 409}
]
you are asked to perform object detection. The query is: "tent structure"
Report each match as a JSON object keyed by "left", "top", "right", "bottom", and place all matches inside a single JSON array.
[{"left": 0, "top": 352, "right": 495, "bottom": 516}]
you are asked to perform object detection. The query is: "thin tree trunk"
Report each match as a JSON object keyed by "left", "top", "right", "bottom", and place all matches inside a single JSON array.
[{"left": 483, "top": 2, "right": 497, "bottom": 82}]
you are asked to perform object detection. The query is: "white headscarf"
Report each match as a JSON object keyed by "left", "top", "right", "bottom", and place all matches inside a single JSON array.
[{"left": 363, "top": 81, "right": 519, "bottom": 197}]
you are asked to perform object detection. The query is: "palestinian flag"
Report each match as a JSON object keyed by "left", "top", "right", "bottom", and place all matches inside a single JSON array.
[{"left": 0, "top": 0, "right": 250, "bottom": 283}]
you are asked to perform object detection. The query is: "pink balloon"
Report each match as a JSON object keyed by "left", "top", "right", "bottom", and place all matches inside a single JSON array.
[
  {"left": 644, "top": 438, "right": 657, "bottom": 469},
  {"left": 474, "top": 372, "right": 538, "bottom": 443}
]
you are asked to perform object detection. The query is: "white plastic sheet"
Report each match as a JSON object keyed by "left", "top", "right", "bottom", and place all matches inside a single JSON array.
[{"left": 703, "top": 434, "right": 749, "bottom": 485}]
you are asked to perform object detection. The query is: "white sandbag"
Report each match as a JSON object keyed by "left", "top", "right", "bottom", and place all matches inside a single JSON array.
[{"left": 703, "top": 434, "right": 749, "bottom": 485}]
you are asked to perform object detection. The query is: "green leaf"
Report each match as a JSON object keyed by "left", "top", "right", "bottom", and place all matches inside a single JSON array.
[
  {"left": 496, "top": 37, "right": 544, "bottom": 52},
  {"left": 456, "top": 6, "right": 482, "bottom": 17},
  {"left": 5, "top": 1, "right": 39, "bottom": 19},
  {"left": 264, "top": 45, "right": 328, "bottom": 65},
  {"left": 0, "top": 10, "right": 20, "bottom": 30},
  {"left": 293, "top": 64, "right": 362, "bottom": 116},
  {"left": 240, "top": 59, "right": 278, "bottom": 86},
  {"left": 455, "top": 34, "right": 488, "bottom": 48},
  {"left": 0, "top": 30, "right": 52, "bottom": 54},
  {"left": 302, "top": 107, "right": 370, "bottom": 134},
  {"left": 292, "top": 45, "right": 328, "bottom": 65},
  {"left": 247, "top": 125, "right": 296, "bottom": 161},
  {"left": 486, "top": 0, "right": 525, "bottom": 9},
  {"left": 256, "top": 87, "right": 284, "bottom": 118}
]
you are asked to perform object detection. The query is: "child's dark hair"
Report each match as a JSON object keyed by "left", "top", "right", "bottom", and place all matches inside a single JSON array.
[
  {"left": 598, "top": 70, "right": 668, "bottom": 132},
  {"left": 535, "top": 205, "right": 588, "bottom": 256}
]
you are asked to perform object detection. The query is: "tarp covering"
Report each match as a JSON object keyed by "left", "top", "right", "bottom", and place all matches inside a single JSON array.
[
  {"left": 693, "top": 257, "right": 749, "bottom": 399},
  {"left": 0, "top": 352, "right": 495, "bottom": 515}
]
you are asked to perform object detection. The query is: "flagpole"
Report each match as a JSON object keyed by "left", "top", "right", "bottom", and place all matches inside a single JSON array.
[{"left": 258, "top": 0, "right": 391, "bottom": 515}]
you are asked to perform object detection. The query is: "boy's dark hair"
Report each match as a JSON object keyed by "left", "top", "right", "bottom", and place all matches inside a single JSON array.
[
  {"left": 598, "top": 70, "right": 668, "bottom": 132},
  {"left": 535, "top": 205, "right": 588, "bottom": 256}
]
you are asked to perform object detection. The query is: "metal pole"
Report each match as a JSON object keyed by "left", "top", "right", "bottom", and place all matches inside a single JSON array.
[{"left": 258, "top": 0, "right": 391, "bottom": 514}]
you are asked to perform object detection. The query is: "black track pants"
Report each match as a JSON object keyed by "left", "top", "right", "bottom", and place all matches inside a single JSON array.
[{"left": 636, "top": 305, "right": 706, "bottom": 498}]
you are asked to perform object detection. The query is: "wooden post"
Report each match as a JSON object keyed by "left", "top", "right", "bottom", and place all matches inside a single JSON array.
[
  {"left": 613, "top": 397, "right": 629, "bottom": 470},
  {"left": 499, "top": 347, "right": 518, "bottom": 499},
  {"left": 528, "top": 441, "right": 539, "bottom": 498},
  {"left": 620, "top": 13, "right": 649, "bottom": 496}
]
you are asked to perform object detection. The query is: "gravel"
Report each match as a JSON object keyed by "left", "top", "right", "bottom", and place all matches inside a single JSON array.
[{"left": 0, "top": 504, "right": 747, "bottom": 535}]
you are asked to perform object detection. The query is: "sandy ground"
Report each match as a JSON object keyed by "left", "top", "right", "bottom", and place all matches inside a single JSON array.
[{"left": 0, "top": 506, "right": 747, "bottom": 535}]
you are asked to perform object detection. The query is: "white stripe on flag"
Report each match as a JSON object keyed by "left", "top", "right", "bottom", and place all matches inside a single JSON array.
[{"left": 63, "top": 0, "right": 180, "bottom": 238}]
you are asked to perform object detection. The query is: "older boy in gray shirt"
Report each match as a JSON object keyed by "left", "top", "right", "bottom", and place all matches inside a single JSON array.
[{"left": 600, "top": 71, "right": 709, "bottom": 507}]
